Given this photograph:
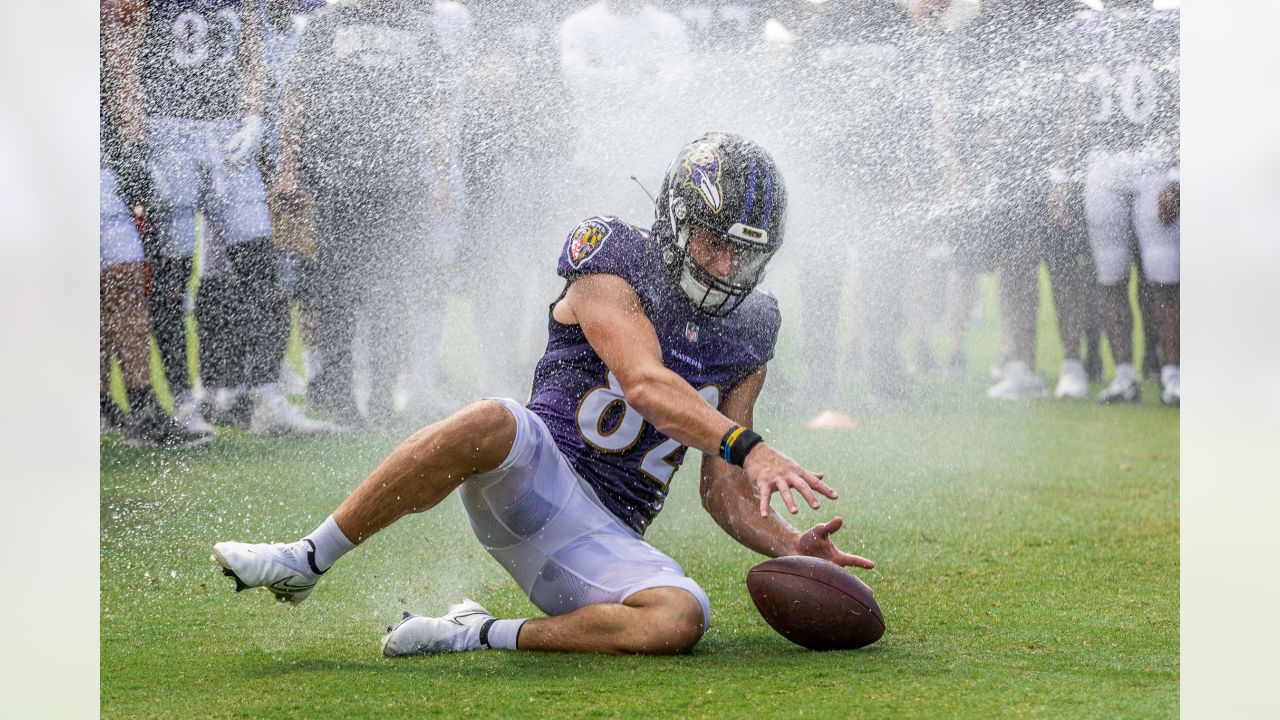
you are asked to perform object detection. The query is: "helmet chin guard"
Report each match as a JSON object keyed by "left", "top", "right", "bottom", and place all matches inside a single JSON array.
[{"left": 654, "top": 133, "right": 787, "bottom": 317}]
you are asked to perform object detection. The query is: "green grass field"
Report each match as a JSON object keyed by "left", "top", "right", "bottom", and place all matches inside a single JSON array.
[
  {"left": 102, "top": 272, "right": 1178, "bottom": 718},
  {"left": 101, "top": 390, "right": 1178, "bottom": 718}
]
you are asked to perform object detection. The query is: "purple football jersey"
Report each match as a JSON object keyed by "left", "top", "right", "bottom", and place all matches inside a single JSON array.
[{"left": 526, "top": 216, "right": 780, "bottom": 534}]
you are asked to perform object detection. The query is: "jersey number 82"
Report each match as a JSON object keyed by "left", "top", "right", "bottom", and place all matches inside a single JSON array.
[{"left": 575, "top": 372, "right": 720, "bottom": 490}]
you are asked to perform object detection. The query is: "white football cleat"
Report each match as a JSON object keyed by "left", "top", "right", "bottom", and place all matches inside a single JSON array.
[
  {"left": 280, "top": 366, "right": 308, "bottom": 397},
  {"left": 1054, "top": 359, "right": 1089, "bottom": 400},
  {"left": 986, "top": 361, "right": 1047, "bottom": 401},
  {"left": 249, "top": 385, "right": 339, "bottom": 437},
  {"left": 174, "top": 390, "right": 218, "bottom": 436},
  {"left": 212, "top": 540, "right": 322, "bottom": 605},
  {"left": 1160, "top": 367, "right": 1180, "bottom": 406},
  {"left": 381, "top": 600, "right": 494, "bottom": 657},
  {"left": 1097, "top": 375, "right": 1141, "bottom": 404}
]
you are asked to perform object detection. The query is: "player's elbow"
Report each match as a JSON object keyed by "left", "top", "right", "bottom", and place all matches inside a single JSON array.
[
  {"left": 698, "top": 468, "right": 723, "bottom": 514},
  {"left": 618, "top": 370, "right": 667, "bottom": 422},
  {"left": 699, "top": 480, "right": 715, "bottom": 513}
]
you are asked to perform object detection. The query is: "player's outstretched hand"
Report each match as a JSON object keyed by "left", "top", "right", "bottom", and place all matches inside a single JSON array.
[
  {"left": 223, "top": 114, "right": 264, "bottom": 169},
  {"left": 794, "top": 517, "right": 875, "bottom": 570},
  {"left": 743, "top": 444, "right": 838, "bottom": 517}
]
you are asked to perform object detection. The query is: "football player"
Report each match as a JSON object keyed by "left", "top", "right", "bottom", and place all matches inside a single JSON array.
[
  {"left": 1061, "top": 0, "right": 1180, "bottom": 405},
  {"left": 101, "top": 0, "right": 212, "bottom": 448},
  {"left": 278, "top": 0, "right": 457, "bottom": 426},
  {"left": 122, "top": 0, "right": 331, "bottom": 435},
  {"left": 214, "top": 134, "right": 874, "bottom": 656},
  {"left": 948, "top": 1, "right": 1101, "bottom": 402},
  {"left": 261, "top": 0, "right": 327, "bottom": 398},
  {"left": 457, "top": 0, "right": 576, "bottom": 401},
  {"left": 786, "top": 0, "right": 939, "bottom": 416},
  {"left": 395, "top": 0, "right": 475, "bottom": 421}
]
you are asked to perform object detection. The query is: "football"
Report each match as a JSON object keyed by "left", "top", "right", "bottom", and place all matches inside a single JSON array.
[{"left": 746, "top": 555, "right": 885, "bottom": 650}]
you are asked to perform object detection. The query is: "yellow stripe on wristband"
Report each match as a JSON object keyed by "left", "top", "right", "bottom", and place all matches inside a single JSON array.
[
  {"left": 725, "top": 426, "right": 746, "bottom": 447},
  {"left": 722, "top": 426, "right": 747, "bottom": 461}
]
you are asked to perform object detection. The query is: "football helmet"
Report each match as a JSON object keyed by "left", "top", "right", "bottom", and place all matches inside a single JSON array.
[{"left": 653, "top": 132, "right": 787, "bottom": 317}]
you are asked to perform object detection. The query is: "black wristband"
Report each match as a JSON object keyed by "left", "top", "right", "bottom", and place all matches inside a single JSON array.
[{"left": 720, "top": 425, "right": 764, "bottom": 467}]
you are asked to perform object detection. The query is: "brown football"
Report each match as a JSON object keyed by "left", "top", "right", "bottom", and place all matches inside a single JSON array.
[{"left": 746, "top": 555, "right": 885, "bottom": 650}]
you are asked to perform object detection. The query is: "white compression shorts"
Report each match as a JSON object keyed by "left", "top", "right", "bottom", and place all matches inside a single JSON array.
[
  {"left": 100, "top": 164, "right": 144, "bottom": 269},
  {"left": 1084, "top": 149, "right": 1180, "bottom": 286},
  {"left": 460, "top": 398, "right": 712, "bottom": 628},
  {"left": 145, "top": 115, "right": 271, "bottom": 260}
]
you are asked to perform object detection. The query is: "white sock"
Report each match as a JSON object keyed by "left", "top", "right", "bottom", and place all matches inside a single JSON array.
[
  {"left": 483, "top": 619, "right": 527, "bottom": 650},
  {"left": 251, "top": 382, "right": 283, "bottom": 404},
  {"left": 1114, "top": 363, "right": 1136, "bottom": 382},
  {"left": 302, "top": 515, "right": 356, "bottom": 574},
  {"left": 307, "top": 348, "right": 323, "bottom": 379},
  {"left": 1161, "top": 364, "right": 1179, "bottom": 385}
]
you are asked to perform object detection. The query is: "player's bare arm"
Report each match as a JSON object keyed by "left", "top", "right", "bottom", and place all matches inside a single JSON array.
[
  {"left": 698, "top": 367, "right": 875, "bottom": 569},
  {"left": 101, "top": 0, "right": 148, "bottom": 145},
  {"left": 556, "top": 271, "right": 839, "bottom": 517},
  {"left": 272, "top": 84, "right": 304, "bottom": 197},
  {"left": 237, "top": 0, "right": 267, "bottom": 119}
]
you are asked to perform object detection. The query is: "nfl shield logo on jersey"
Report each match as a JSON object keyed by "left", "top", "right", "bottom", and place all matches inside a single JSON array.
[{"left": 685, "top": 321, "right": 699, "bottom": 342}]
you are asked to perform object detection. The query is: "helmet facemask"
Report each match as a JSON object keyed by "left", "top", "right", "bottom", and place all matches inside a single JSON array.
[{"left": 668, "top": 194, "right": 776, "bottom": 317}]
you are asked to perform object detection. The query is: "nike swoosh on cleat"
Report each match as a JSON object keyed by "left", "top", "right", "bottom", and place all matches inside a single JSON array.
[
  {"left": 444, "top": 611, "right": 489, "bottom": 626},
  {"left": 269, "top": 575, "right": 316, "bottom": 592}
]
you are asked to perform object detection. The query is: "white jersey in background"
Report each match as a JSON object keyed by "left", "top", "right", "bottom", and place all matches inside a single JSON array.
[
  {"left": 559, "top": 1, "right": 692, "bottom": 217},
  {"left": 1068, "top": 6, "right": 1180, "bottom": 286}
]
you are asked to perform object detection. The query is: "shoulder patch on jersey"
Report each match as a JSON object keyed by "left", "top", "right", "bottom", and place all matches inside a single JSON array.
[{"left": 567, "top": 218, "right": 613, "bottom": 269}]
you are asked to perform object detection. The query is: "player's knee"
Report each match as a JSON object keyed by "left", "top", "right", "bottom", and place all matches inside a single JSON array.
[
  {"left": 457, "top": 399, "right": 513, "bottom": 438},
  {"left": 623, "top": 587, "right": 707, "bottom": 655},
  {"left": 659, "top": 603, "right": 706, "bottom": 655},
  {"left": 434, "top": 399, "right": 516, "bottom": 471}
]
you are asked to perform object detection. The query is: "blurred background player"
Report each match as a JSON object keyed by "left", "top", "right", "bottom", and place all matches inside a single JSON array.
[
  {"left": 394, "top": 0, "right": 473, "bottom": 421},
  {"left": 665, "top": 0, "right": 779, "bottom": 141},
  {"left": 949, "top": 0, "right": 1101, "bottom": 401},
  {"left": 281, "top": 0, "right": 454, "bottom": 426},
  {"left": 785, "top": 0, "right": 940, "bottom": 418},
  {"left": 260, "top": 0, "right": 327, "bottom": 398},
  {"left": 1065, "top": 0, "right": 1180, "bottom": 405},
  {"left": 559, "top": 0, "right": 692, "bottom": 220},
  {"left": 458, "top": 0, "right": 576, "bottom": 400},
  {"left": 130, "top": 0, "right": 328, "bottom": 436},
  {"left": 101, "top": 0, "right": 213, "bottom": 448}
]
